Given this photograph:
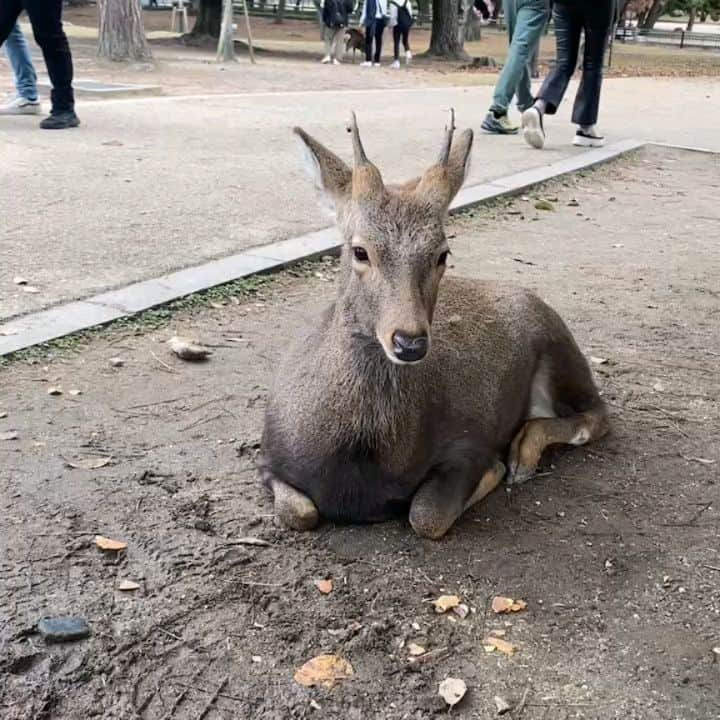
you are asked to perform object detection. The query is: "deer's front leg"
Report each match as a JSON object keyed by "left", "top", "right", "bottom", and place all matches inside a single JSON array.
[
  {"left": 409, "top": 459, "right": 506, "bottom": 540},
  {"left": 259, "top": 462, "right": 320, "bottom": 531}
]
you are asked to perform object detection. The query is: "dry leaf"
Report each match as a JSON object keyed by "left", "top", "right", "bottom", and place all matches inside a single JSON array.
[
  {"left": 167, "top": 336, "right": 211, "bottom": 362},
  {"left": 0, "top": 430, "right": 18, "bottom": 441},
  {"left": 62, "top": 455, "right": 112, "bottom": 470},
  {"left": 491, "top": 596, "right": 527, "bottom": 614},
  {"left": 69, "top": 389, "right": 82, "bottom": 397},
  {"left": 13, "top": 276, "right": 28, "bottom": 285},
  {"left": 590, "top": 356, "right": 608, "bottom": 365},
  {"left": 21, "top": 286, "right": 40, "bottom": 294},
  {"left": 494, "top": 695, "right": 512, "bottom": 715},
  {"left": 118, "top": 580, "right": 140, "bottom": 591},
  {"left": 0, "top": 412, "right": 7, "bottom": 419},
  {"left": 47, "top": 387, "right": 63, "bottom": 396},
  {"left": 315, "top": 579, "right": 333, "bottom": 595},
  {"left": 95, "top": 535, "right": 127, "bottom": 551},
  {"left": 109, "top": 357, "right": 124, "bottom": 368},
  {"left": 228, "top": 536, "right": 271, "bottom": 547},
  {"left": 484, "top": 636, "right": 517, "bottom": 655},
  {"left": 0, "top": 328, "right": 18, "bottom": 336},
  {"left": 438, "top": 677, "right": 467, "bottom": 707},
  {"left": 407, "top": 643, "right": 426, "bottom": 657},
  {"left": 433, "top": 595, "right": 461, "bottom": 613},
  {"left": 294, "top": 654, "right": 354, "bottom": 688},
  {"left": 534, "top": 199, "right": 555, "bottom": 212}
]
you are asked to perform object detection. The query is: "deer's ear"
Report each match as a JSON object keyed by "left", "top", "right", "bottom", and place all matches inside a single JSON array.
[
  {"left": 414, "top": 128, "right": 473, "bottom": 213},
  {"left": 294, "top": 127, "right": 352, "bottom": 215}
]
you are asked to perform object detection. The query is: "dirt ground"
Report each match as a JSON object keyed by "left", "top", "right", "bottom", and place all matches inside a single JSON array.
[{"left": 1, "top": 145, "right": 719, "bottom": 719}]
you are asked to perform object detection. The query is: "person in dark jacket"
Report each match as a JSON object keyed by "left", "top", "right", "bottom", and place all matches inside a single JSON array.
[
  {"left": 0, "top": 0, "right": 79, "bottom": 129},
  {"left": 359, "top": 0, "right": 389, "bottom": 66},
  {"left": 321, "top": 0, "right": 355, "bottom": 64},
  {"left": 522, "top": 0, "right": 613, "bottom": 149}
]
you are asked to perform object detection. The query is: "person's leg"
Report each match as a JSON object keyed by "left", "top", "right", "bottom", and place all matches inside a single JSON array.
[
  {"left": 0, "top": 0, "right": 23, "bottom": 48},
  {"left": 572, "top": 0, "right": 613, "bottom": 129},
  {"left": 330, "top": 27, "right": 344, "bottom": 61},
  {"left": 534, "top": 1, "right": 582, "bottom": 116},
  {"left": 488, "top": 0, "right": 546, "bottom": 118},
  {"left": 393, "top": 25, "right": 401, "bottom": 61},
  {"left": 373, "top": 18, "right": 385, "bottom": 63},
  {"left": 402, "top": 26, "right": 410, "bottom": 52},
  {"left": 23, "top": 0, "right": 78, "bottom": 125},
  {"left": 322, "top": 25, "right": 333, "bottom": 61},
  {"left": 364, "top": 21, "right": 374, "bottom": 62},
  {"left": 4, "top": 22, "right": 38, "bottom": 101}
]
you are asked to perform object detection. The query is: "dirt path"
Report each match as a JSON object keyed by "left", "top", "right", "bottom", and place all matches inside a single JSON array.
[{"left": 1, "top": 146, "right": 718, "bottom": 719}]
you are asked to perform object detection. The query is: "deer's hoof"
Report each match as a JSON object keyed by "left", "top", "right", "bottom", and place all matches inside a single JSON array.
[{"left": 271, "top": 479, "right": 320, "bottom": 531}]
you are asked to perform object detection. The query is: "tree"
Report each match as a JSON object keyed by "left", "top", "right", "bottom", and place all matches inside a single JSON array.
[
  {"left": 427, "top": 0, "right": 468, "bottom": 59},
  {"left": 217, "top": 0, "right": 236, "bottom": 60},
  {"left": 191, "top": 0, "right": 223, "bottom": 39},
  {"left": 275, "top": 0, "right": 287, "bottom": 23},
  {"left": 97, "top": 0, "right": 152, "bottom": 62}
]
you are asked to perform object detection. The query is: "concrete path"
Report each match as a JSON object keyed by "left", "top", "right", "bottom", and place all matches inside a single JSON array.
[{"left": 1, "top": 76, "right": 718, "bottom": 322}]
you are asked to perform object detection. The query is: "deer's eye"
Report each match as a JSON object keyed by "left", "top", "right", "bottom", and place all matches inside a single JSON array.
[
  {"left": 353, "top": 247, "right": 370, "bottom": 263},
  {"left": 437, "top": 250, "right": 450, "bottom": 267}
]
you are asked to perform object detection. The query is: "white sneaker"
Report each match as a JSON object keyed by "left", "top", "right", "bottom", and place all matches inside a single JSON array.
[
  {"left": 360, "top": 60, "right": 372, "bottom": 67},
  {"left": 332, "top": 58, "right": 340, "bottom": 65},
  {"left": 0, "top": 95, "right": 42, "bottom": 116},
  {"left": 405, "top": 50, "right": 412, "bottom": 64},
  {"left": 391, "top": 59, "right": 400, "bottom": 69},
  {"left": 521, "top": 106, "right": 545, "bottom": 150},
  {"left": 321, "top": 55, "right": 331, "bottom": 64},
  {"left": 373, "top": 62, "right": 381, "bottom": 67},
  {"left": 573, "top": 127, "right": 605, "bottom": 147}
]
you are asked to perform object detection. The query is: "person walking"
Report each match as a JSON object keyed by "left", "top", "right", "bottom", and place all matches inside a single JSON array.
[
  {"left": 320, "top": 0, "right": 354, "bottom": 64},
  {"left": 359, "top": 0, "right": 388, "bottom": 67},
  {"left": 0, "top": 1, "right": 79, "bottom": 129},
  {"left": 389, "top": 0, "right": 413, "bottom": 69},
  {"left": 522, "top": 0, "right": 614, "bottom": 149},
  {"left": 0, "top": 22, "right": 41, "bottom": 115},
  {"left": 480, "top": 0, "right": 548, "bottom": 135}
]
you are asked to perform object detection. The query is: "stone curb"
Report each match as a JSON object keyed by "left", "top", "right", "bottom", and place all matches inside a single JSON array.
[{"left": 0, "top": 139, "right": 650, "bottom": 357}]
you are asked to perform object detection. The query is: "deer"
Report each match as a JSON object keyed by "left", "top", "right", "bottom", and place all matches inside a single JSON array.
[{"left": 258, "top": 112, "right": 609, "bottom": 539}]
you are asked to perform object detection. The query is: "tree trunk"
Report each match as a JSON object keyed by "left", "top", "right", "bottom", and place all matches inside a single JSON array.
[
  {"left": 217, "top": 0, "right": 237, "bottom": 60},
  {"left": 686, "top": 5, "right": 696, "bottom": 31},
  {"left": 97, "top": 0, "right": 152, "bottom": 62},
  {"left": 275, "top": 0, "right": 286, "bottom": 23},
  {"left": 192, "top": 0, "right": 223, "bottom": 38},
  {"left": 463, "top": 0, "right": 482, "bottom": 42},
  {"left": 427, "top": 0, "right": 468, "bottom": 59},
  {"left": 638, "top": 0, "right": 665, "bottom": 30}
]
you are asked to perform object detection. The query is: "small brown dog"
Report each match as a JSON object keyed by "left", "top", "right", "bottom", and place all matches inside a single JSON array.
[{"left": 344, "top": 28, "right": 365, "bottom": 63}]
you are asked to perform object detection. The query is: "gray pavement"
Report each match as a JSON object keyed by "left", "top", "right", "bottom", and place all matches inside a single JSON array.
[{"left": 1, "top": 76, "right": 718, "bottom": 322}]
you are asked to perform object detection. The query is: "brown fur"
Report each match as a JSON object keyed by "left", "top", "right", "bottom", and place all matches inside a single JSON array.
[{"left": 259, "top": 114, "right": 609, "bottom": 538}]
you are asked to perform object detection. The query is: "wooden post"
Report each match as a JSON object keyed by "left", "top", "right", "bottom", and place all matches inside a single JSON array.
[
  {"left": 242, "top": 0, "right": 257, "bottom": 64},
  {"left": 217, "top": 0, "right": 237, "bottom": 61}
]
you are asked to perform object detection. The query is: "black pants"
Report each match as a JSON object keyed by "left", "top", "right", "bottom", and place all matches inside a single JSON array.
[
  {"left": 364, "top": 19, "right": 385, "bottom": 63},
  {"left": 392, "top": 25, "right": 409, "bottom": 60},
  {"left": 537, "top": 0, "right": 613, "bottom": 127},
  {"left": 0, "top": 0, "right": 74, "bottom": 112}
]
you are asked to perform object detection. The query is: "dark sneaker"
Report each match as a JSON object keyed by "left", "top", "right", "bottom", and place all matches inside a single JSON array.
[
  {"left": 573, "top": 127, "right": 604, "bottom": 147},
  {"left": 481, "top": 111, "right": 519, "bottom": 135},
  {"left": 40, "top": 110, "right": 80, "bottom": 130},
  {"left": 521, "top": 106, "right": 545, "bottom": 149}
]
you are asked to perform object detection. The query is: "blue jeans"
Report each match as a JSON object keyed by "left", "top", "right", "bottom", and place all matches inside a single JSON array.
[
  {"left": 490, "top": 0, "right": 547, "bottom": 115},
  {"left": 4, "top": 22, "right": 38, "bottom": 101}
]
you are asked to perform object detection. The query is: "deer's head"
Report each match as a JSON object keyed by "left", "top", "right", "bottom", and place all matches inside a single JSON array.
[{"left": 295, "top": 112, "right": 473, "bottom": 365}]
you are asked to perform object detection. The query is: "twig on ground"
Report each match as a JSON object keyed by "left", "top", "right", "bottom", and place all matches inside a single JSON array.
[
  {"left": 150, "top": 350, "right": 180, "bottom": 374},
  {"left": 180, "top": 412, "right": 227, "bottom": 432},
  {"left": 198, "top": 676, "right": 231, "bottom": 718},
  {"left": 702, "top": 564, "right": 720, "bottom": 573},
  {"left": 162, "top": 665, "right": 206, "bottom": 719},
  {"left": 516, "top": 685, "right": 531, "bottom": 716},
  {"left": 127, "top": 397, "right": 186, "bottom": 410},
  {"left": 661, "top": 501, "right": 713, "bottom": 528},
  {"left": 169, "top": 680, "right": 242, "bottom": 704}
]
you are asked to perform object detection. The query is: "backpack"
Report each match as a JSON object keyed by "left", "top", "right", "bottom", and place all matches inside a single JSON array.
[
  {"left": 392, "top": 0, "right": 414, "bottom": 30},
  {"left": 322, "top": 0, "right": 342, "bottom": 28}
]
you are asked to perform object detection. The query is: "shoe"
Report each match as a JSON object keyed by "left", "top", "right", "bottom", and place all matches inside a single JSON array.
[
  {"left": 0, "top": 95, "right": 41, "bottom": 116},
  {"left": 480, "top": 111, "right": 519, "bottom": 135},
  {"left": 332, "top": 58, "right": 340, "bottom": 65},
  {"left": 405, "top": 50, "right": 412, "bottom": 64},
  {"left": 373, "top": 62, "right": 381, "bottom": 67},
  {"left": 321, "top": 55, "right": 331, "bottom": 64},
  {"left": 39, "top": 110, "right": 80, "bottom": 130},
  {"left": 573, "top": 127, "right": 605, "bottom": 147},
  {"left": 521, "top": 106, "right": 545, "bottom": 149},
  {"left": 360, "top": 60, "right": 372, "bottom": 67},
  {"left": 391, "top": 59, "right": 400, "bottom": 69}
]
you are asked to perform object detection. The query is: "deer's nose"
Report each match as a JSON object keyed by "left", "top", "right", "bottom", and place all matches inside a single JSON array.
[{"left": 392, "top": 331, "right": 429, "bottom": 363}]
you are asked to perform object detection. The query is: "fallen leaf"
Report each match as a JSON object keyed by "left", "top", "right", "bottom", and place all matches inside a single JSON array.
[
  {"left": 438, "top": 677, "right": 467, "bottom": 707},
  {"left": 483, "top": 644, "right": 496, "bottom": 653},
  {"left": 109, "top": 357, "right": 124, "bottom": 368},
  {"left": 484, "top": 636, "right": 517, "bottom": 655},
  {"left": 495, "top": 695, "right": 512, "bottom": 715},
  {"left": 407, "top": 643, "right": 426, "bottom": 657},
  {"left": 21, "top": 286, "right": 40, "bottom": 294},
  {"left": 590, "top": 356, "right": 608, "bottom": 365},
  {"left": 534, "top": 199, "right": 555, "bottom": 212},
  {"left": 209, "top": 301, "right": 226, "bottom": 310},
  {"left": 433, "top": 595, "right": 461, "bottom": 613},
  {"left": 62, "top": 455, "right": 112, "bottom": 470},
  {"left": 294, "top": 654, "right": 354, "bottom": 688},
  {"left": 453, "top": 603, "right": 470, "bottom": 619},
  {"left": 167, "top": 336, "right": 212, "bottom": 362},
  {"left": 315, "top": 579, "right": 333, "bottom": 595},
  {"left": 69, "top": 389, "right": 82, "bottom": 397},
  {"left": 47, "top": 387, "right": 63, "bottom": 396},
  {"left": 0, "top": 327, "right": 18, "bottom": 336},
  {"left": 95, "top": 535, "right": 127, "bottom": 551},
  {"left": 118, "top": 580, "right": 140, "bottom": 591},
  {"left": 0, "top": 430, "right": 18, "bottom": 441},
  {"left": 13, "top": 276, "right": 28, "bottom": 285},
  {"left": 491, "top": 596, "right": 527, "bottom": 614}
]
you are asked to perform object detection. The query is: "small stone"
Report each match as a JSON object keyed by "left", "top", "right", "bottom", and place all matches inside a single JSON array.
[
  {"left": 38, "top": 616, "right": 90, "bottom": 643},
  {"left": 13, "top": 276, "right": 28, "bottom": 285},
  {"left": 109, "top": 357, "right": 124, "bottom": 367},
  {"left": 69, "top": 389, "right": 82, "bottom": 397},
  {"left": 47, "top": 387, "right": 63, "bottom": 396},
  {"left": 251, "top": 655, "right": 262, "bottom": 663},
  {"left": 0, "top": 412, "right": 7, "bottom": 419},
  {"left": 494, "top": 695, "right": 512, "bottom": 715},
  {"left": 453, "top": 603, "right": 470, "bottom": 619}
]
